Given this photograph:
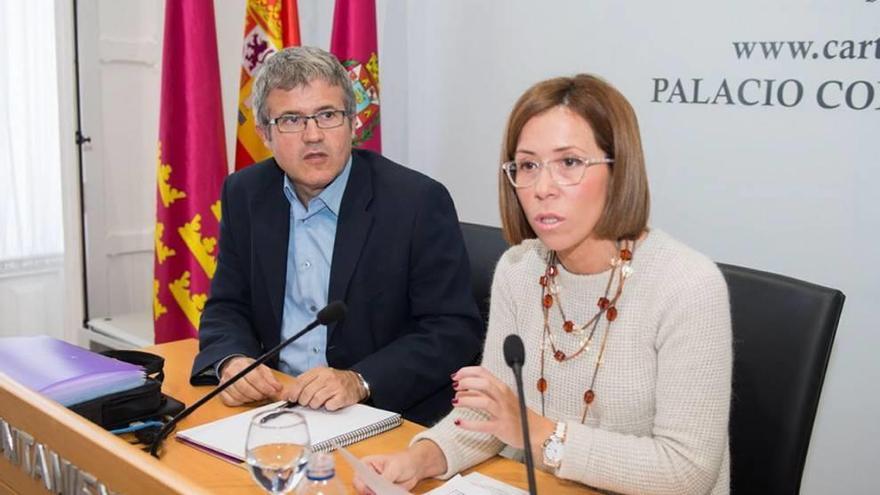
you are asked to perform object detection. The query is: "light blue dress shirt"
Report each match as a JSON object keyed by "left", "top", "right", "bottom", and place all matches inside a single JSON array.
[{"left": 278, "top": 159, "right": 352, "bottom": 376}]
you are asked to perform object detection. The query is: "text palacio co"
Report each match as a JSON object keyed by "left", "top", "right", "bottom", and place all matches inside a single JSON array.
[{"left": 652, "top": 77, "right": 880, "bottom": 110}]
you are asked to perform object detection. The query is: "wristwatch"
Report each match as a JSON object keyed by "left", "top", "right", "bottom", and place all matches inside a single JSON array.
[
  {"left": 542, "top": 421, "right": 567, "bottom": 469},
  {"left": 352, "top": 371, "right": 371, "bottom": 401}
]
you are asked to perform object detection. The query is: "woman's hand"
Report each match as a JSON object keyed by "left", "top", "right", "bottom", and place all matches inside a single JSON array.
[
  {"left": 353, "top": 440, "right": 447, "bottom": 494},
  {"left": 451, "top": 366, "right": 555, "bottom": 456}
]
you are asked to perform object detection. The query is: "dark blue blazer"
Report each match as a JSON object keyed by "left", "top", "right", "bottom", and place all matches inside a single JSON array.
[{"left": 191, "top": 149, "right": 484, "bottom": 425}]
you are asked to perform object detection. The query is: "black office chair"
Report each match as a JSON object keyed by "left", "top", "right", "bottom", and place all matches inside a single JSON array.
[
  {"left": 459, "top": 222, "right": 509, "bottom": 326},
  {"left": 718, "top": 263, "right": 845, "bottom": 495}
]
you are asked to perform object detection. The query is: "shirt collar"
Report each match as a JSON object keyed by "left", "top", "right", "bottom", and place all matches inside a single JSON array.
[{"left": 282, "top": 156, "right": 352, "bottom": 217}]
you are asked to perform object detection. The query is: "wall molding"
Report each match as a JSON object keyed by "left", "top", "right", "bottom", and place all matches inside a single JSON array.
[{"left": 99, "top": 37, "right": 159, "bottom": 66}]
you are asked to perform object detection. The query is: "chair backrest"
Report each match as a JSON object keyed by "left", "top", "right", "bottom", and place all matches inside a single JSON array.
[
  {"left": 718, "top": 263, "right": 844, "bottom": 495},
  {"left": 459, "top": 222, "right": 509, "bottom": 326}
]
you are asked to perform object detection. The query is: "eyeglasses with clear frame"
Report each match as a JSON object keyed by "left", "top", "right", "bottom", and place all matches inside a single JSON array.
[
  {"left": 267, "top": 110, "right": 349, "bottom": 133},
  {"left": 501, "top": 156, "right": 614, "bottom": 188}
]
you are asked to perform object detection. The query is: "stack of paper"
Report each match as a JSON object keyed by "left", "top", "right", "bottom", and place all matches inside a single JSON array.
[{"left": 0, "top": 335, "right": 145, "bottom": 405}]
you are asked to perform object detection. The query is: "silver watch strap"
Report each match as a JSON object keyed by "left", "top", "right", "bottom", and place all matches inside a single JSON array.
[
  {"left": 555, "top": 421, "right": 567, "bottom": 440},
  {"left": 353, "top": 371, "right": 371, "bottom": 401}
]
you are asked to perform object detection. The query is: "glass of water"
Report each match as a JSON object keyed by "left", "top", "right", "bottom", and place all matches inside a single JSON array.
[{"left": 246, "top": 408, "right": 311, "bottom": 494}]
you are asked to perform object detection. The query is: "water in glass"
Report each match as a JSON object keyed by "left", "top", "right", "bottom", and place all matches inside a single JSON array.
[{"left": 246, "top": 409, "right": 310, "bottom": 494}]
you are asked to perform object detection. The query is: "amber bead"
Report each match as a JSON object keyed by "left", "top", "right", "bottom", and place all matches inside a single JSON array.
[
  {"left": 563, "top": 320, "right": 574, "bottom": 333},
  {"left": 554, "top": 350, "right": 566, "bottom": 361},
  {"left": 543, "top": 294, "right": 554, "bottom": 308},
  {"left": 539, "top": 275, "right": 548, "bottom": 287},
  {"left": 537, "top": 378, "right": 547, "bottom": 392},
  {"left": 597, "top": 297, "right": 610, "bottom": 310},
  {"left": 584, "top": 389, "right": 595, "bottom": 404},
  {"left": 606, "top": 306, "right": 618, "bottom": 321},
  {"left": 620, "top": 248, "right": 633, "bottom": 261},
  {"left": 547, "top": 265, "right": 558, "bottom": 277}
]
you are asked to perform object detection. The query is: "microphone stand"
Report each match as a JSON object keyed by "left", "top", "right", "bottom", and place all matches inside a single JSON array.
[
  {"left": 511, "top": 359, "right": 538, "bottom": 495},
  {"left": 504, "top": 334, "right": 538, "bottom": 495}
]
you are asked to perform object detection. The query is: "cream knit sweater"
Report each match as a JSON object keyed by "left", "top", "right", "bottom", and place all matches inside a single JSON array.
[{"left": 414, "top": 229, "right": 732, "bottom": 495}]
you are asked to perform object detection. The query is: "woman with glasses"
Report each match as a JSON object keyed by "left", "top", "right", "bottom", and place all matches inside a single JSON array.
[{"left": 355, "top": 75, "right": 732, "bottom": 495}]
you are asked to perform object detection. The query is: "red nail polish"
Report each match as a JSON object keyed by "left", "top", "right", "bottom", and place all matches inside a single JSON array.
[
  {"left": 452, "top": 381, "right": 459, "bottom": 389},
  {"left": 454, "top": 418, "right": 461, "bottom": 426},
  {"left": 451, "top": 398, "right": 458, "bottom": 405}
]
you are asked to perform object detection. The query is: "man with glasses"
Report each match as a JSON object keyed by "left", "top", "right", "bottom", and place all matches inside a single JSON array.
[{"left": 191, "top": 46, "right": 483, "bottom": 425}]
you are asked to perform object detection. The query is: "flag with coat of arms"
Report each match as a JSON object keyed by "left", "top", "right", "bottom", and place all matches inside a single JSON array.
[
  {"left": 331, "top": 0, "right": 381, "bottom": 152},
  {"left": 235, "top": 0, "right": 301, "bottom": 170}
]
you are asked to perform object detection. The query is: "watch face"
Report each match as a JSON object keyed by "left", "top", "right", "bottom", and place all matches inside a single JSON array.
[{"left": 545, "top": 438, "right": 564, "bottom": 463}]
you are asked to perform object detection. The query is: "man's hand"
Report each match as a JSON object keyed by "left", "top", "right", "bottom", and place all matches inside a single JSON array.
[
  {"left": 285, "top": 367, "right": 366, "bottom": 411},
  {"left": 218, "top": 356, "right": 284, "bottom": 406}
]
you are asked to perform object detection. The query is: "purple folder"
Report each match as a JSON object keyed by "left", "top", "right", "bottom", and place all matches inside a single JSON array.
[{"left": 0, "top": 335, "right": 145, "bottom": 406}]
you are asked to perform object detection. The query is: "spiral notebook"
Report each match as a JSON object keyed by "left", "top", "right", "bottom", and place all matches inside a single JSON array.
[{"left": 176, "top": 401, "right": 402, "bottom": 463}]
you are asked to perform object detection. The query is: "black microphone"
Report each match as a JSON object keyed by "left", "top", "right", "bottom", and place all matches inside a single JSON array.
[
  {"left": 503, "top": 334, "right": 538, "bottom": 495},
  {"left": 148, "top": 301, "right": 347, "bottom": 457}
]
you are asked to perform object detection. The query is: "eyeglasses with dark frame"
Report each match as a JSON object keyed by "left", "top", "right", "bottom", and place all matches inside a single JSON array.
[
  {"left": 267, "top": 110, "right": 349, "bottom": 133},
  {"left": 501, "top": 156, "right": 614, "bottom": 188}
]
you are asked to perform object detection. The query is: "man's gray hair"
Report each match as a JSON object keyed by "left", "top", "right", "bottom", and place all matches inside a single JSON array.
[{"left": 252, "top": 46, "right": 355, "bottom": 126}]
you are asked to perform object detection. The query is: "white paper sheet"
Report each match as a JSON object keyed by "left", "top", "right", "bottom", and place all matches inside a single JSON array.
[{"left": 426, "top": 472, "right": 529, "bottom": 495}]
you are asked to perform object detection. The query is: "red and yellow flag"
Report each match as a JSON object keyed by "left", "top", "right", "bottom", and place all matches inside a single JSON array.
[
  {"left": 153, "top": 0, "right": 228, "bottom": 343},
  {"left": 331, "top": 0, "right": 381, "bottom": 152},
  {"left": 235, "top": 0, "right": 301, "bottom": 170}
]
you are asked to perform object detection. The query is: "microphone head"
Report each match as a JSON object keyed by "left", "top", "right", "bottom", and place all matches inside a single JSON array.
[
  {"left": 503, "top": 334, "right": 525, "bottom": 368},
  {"left": 317, "top": 301, "right": 347, "bottom": 325}
]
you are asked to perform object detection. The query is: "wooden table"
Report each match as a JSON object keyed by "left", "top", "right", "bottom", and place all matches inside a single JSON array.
[{"left": 148, "top": 338, "right": 595, "bottom": 494}]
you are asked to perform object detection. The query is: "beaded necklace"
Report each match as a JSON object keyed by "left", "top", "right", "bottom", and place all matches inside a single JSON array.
[{"left": 538, "top": 239, "right": 635, "bottom": 423}]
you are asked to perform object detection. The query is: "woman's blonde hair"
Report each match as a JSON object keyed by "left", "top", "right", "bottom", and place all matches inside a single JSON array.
[{"left": 499, "top": 74, "right": 650, "bottom": 245}]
